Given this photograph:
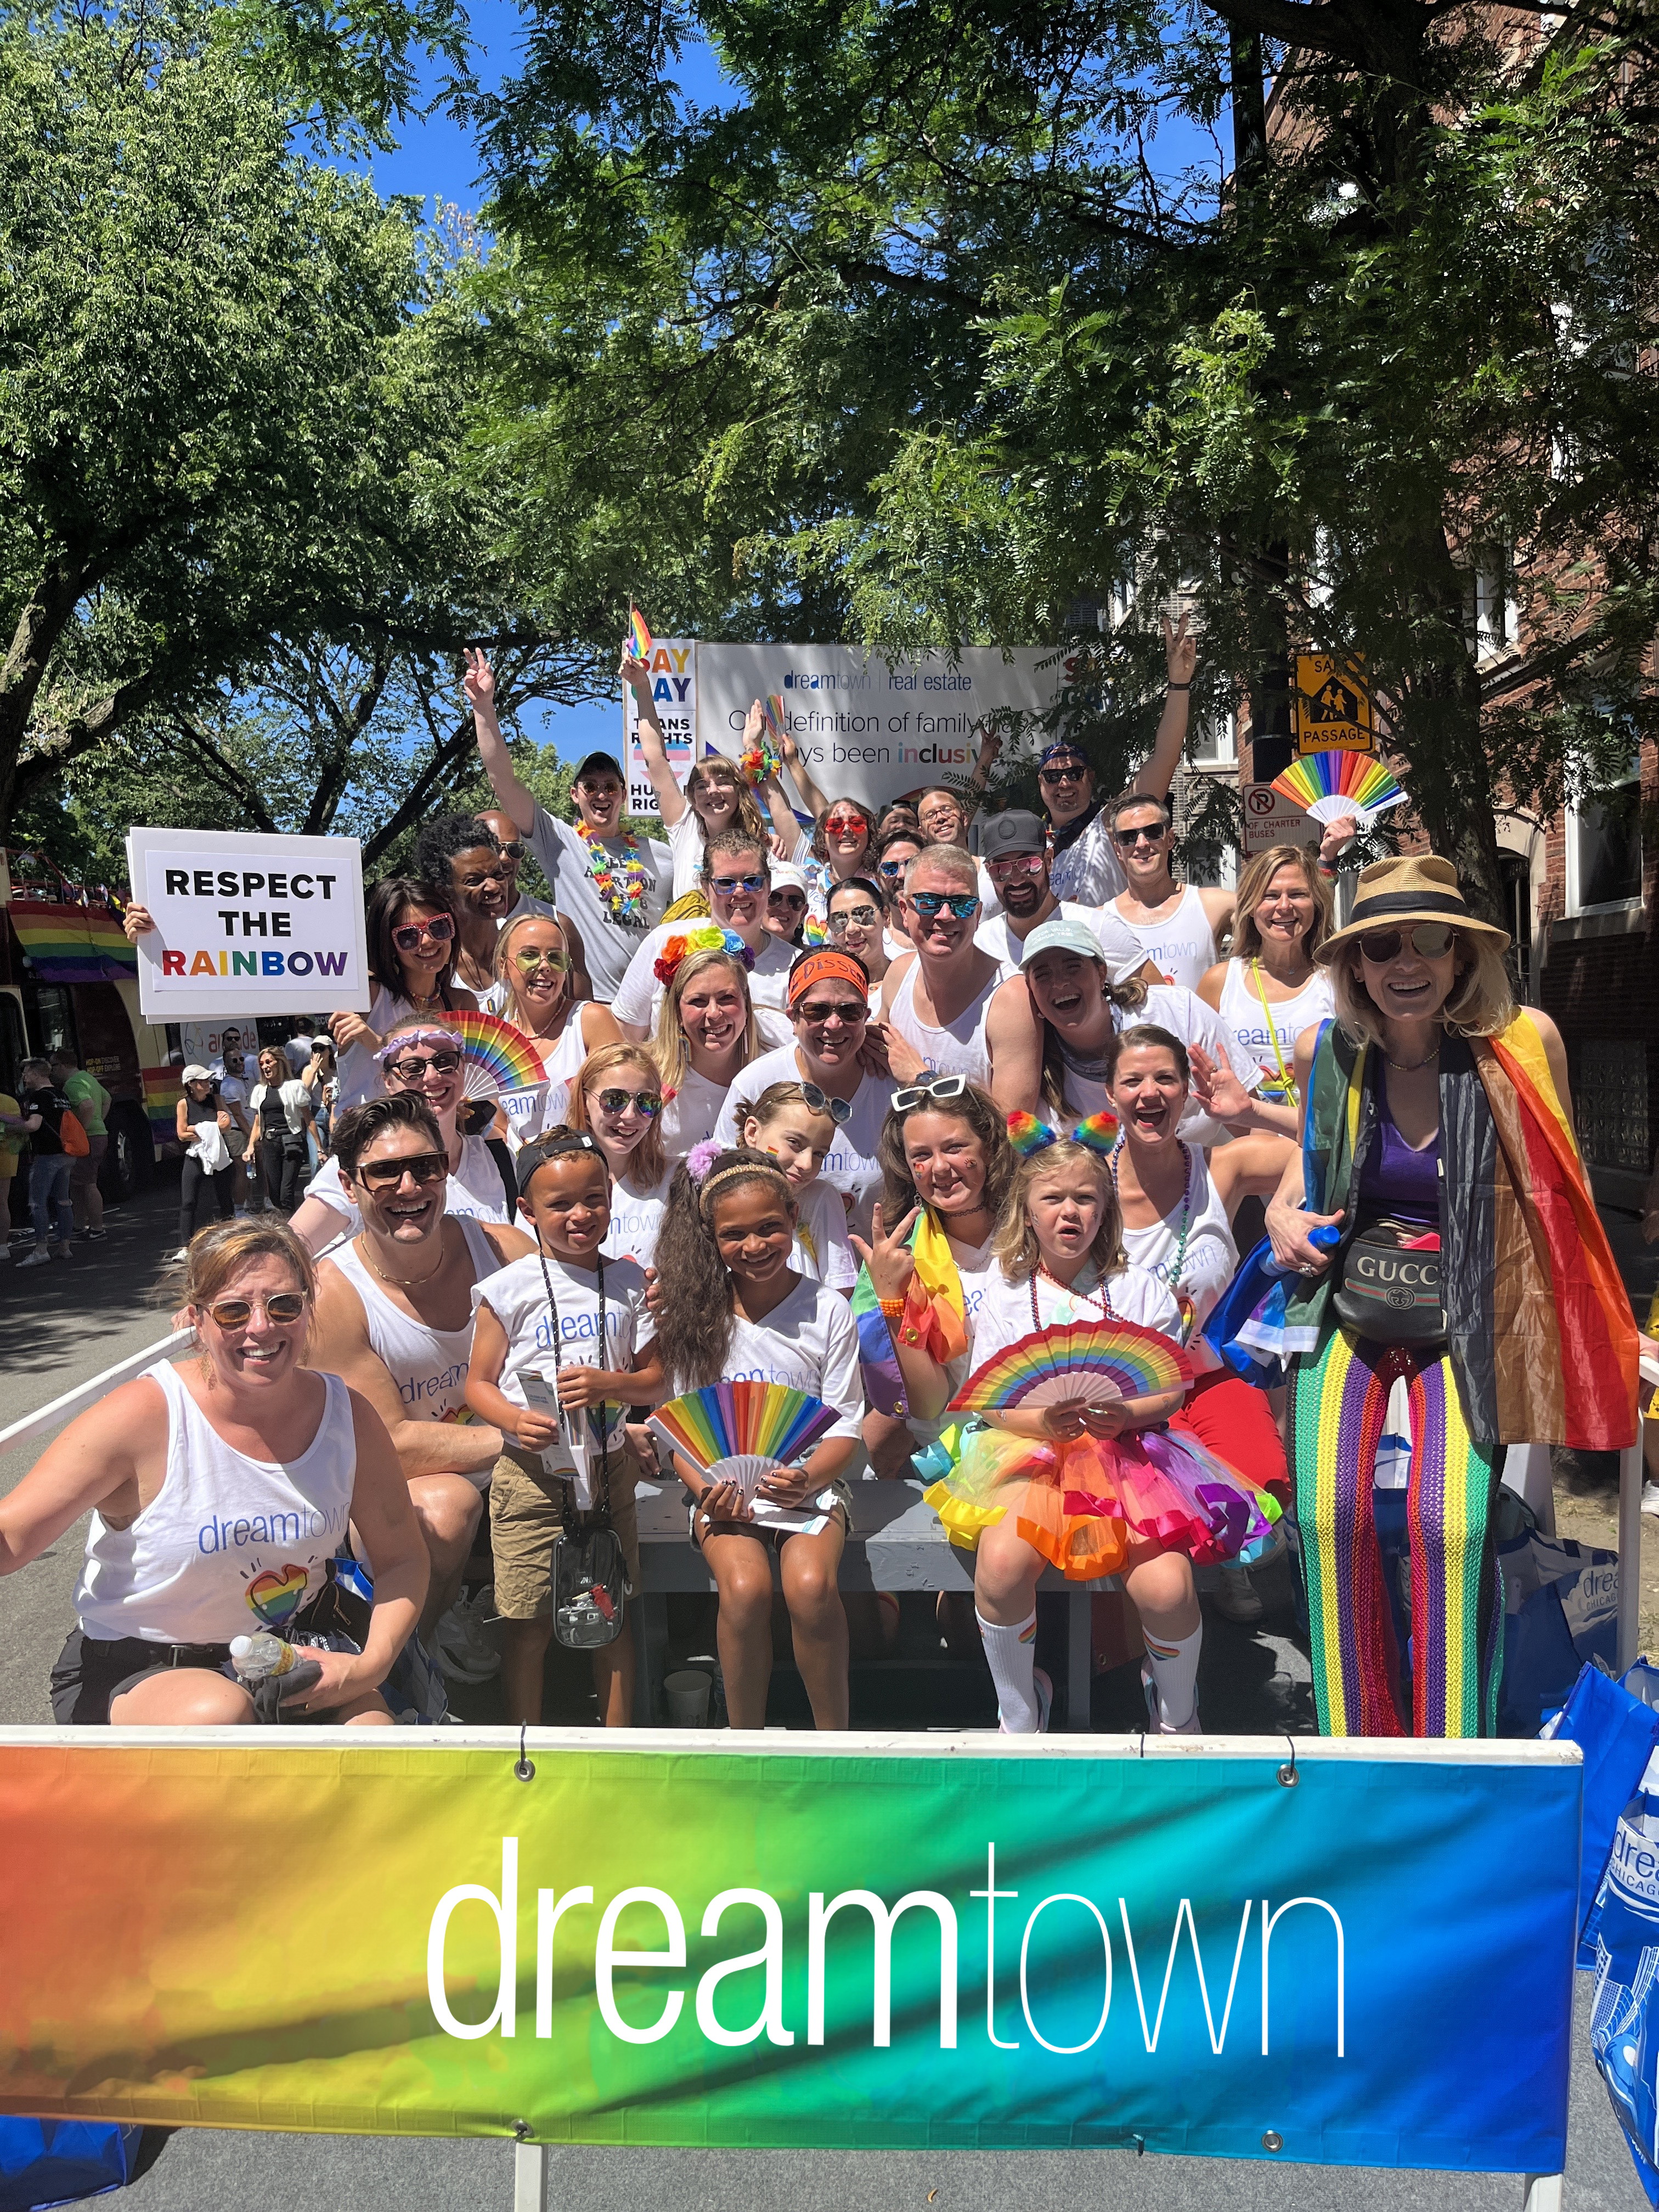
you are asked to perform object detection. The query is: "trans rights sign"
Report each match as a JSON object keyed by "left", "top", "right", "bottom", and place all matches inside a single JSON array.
[
  {"left": 0, "top": 1734, "right": 1578, "bottom": 2171},
  {"left": 126, "top": 828, "right": 370, "bottom": 1020}
]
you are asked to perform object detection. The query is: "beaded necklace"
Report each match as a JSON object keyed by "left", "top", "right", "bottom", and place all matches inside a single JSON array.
[
  {"left": 575, "top": 819, "right": 653, "bottom": 928},
  {"left": 1110, "top": 1134, "right": 1194, "bottom": 1288},
  {"left": 1030, "top": 1262, "right": 1115, "bottom": 1327}
]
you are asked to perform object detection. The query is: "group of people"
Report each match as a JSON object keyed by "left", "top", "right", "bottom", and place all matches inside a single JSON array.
[{"left": 2, "top": 622, "right": 1639, "bottom": 1746}]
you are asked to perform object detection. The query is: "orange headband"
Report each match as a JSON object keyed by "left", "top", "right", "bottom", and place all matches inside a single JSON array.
[{"left": 787, "top": 949, "right": 867, "bottom": 1006}]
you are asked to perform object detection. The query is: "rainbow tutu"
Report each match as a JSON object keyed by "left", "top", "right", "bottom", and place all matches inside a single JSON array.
[{"left": 922, "top": 1422, "right": 1280, "bottom": 1581}]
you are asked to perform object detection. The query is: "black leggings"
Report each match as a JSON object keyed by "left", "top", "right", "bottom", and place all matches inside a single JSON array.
[
  {"left": 261, "top": 1137, "right": 307, "bottom": 1214},
  {"left": 179, "top": 1156, "right": 235, "bottom": 1244}
]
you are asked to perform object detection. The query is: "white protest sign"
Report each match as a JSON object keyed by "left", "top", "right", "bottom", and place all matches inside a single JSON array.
[
  {"left": 624, "top": 638, "right": 696, "bottom": 818},
  {"left": 126, "top": 828, "right": 370, "bottom": 1020},
  {"left": 618, "top": 641, "right": 1080, "bottom": 817}
]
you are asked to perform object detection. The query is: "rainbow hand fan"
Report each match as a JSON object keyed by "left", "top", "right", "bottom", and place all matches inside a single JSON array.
[
  {"left": 627, "top": 606, "right": 654, "bottom": 661},
  {"left": 446, "top": 1010, "right": 548, "bottom": 1097},
  {"left": 949, "top": 1320, "right": 1192, "bottom": 1415},
  {"left": 1271, "top": 749, "right": 1407, "bottom": 826},
  {"left": 650, "top": 1380, "right": 840, "bottom": 1500}
]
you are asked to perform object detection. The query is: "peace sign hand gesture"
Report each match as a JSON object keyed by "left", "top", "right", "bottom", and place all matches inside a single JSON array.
[
  {"left": 461, "top": 646, "right": 496, "bottom": 713},
  {"left": 849, "top": 1203, "right": 920, "bottom": 1302},
  {"left": 1162, "top": 610, "right": 1197, "bottom": 687}
]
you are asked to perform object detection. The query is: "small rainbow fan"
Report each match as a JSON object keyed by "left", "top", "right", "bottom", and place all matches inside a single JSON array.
[
  {"left": 949, "top": 1319, "right": 1192, "bottom": 1415},
  {"left": 650, "top": 1381, "right": 841, "bottom": 1501},
  {"left": 627, "top": 606, "right": 654, "bottom": 661},
  {"left": 447, "top": 1010, "right": 548, "bottom": 1098},
  {"left": 760, "top": 693, "right": 788, "bottom": 744},
  {"left": 1271, "top": 749, "right": 1407, "bottom": 826}
]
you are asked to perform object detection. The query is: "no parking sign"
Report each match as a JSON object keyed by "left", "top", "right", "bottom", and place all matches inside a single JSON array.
[{"left": 1242, "top": 783, "right": 1312, "bottom": 855}]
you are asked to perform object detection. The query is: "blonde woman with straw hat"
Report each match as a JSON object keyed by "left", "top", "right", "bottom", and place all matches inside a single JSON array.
[{"left": 1245, "top": 854, "right": 1638, "bottom": 1740}]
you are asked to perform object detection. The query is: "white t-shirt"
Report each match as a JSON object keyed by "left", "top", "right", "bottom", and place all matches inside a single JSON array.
[
  {"left": 1094, "top": 885, "right": 1219, "bottom": 994},
  {"left": 1047, "top": 810, "right": 1128, "bottom": 907},
  {"left": 710, "top": 1042, "right": 896, "bottom": 1237},
  {"left": 611, "top": 924, "right": 797, "bottom": 1032},
  {"left": 250, "top": 1077, "right": 312, "bottom": 1135},
  {"left": 218, "top": 1074, "right": 249, "bottom": 1129},
  {"left": 336, "top": 985, "right": 409, "bottom": 1111},
  {"left": 672, "top": 1276, "right": 864, "bottom": 1444},
  {"left": 660, "top": 1065, "right": 737, "bottom": 1159},
  {"left": 306, "top": 1135, "right": 512, "bottom": 1233},
  {"left": 472, "top": 1249, "right": 654, "bottom": 1506},
  {"left": 602, "top": 1164, "right": 675, "bottom": 1268},
  {"left": 526, "top": 805, "right": 671, "bottom": 1002},
  {"left": 496, "top": 890, "right": 561, "bottom": 928},
  {"left": 970, "top": 1260, "right": 1181, "bottom": 1367},
  {"left": 974, "top": 900, "right": 1131, "bottom": 982},
  {"left": 667, "top": 808, "right": 706, "bottom": 899},
  {"left": 496, "top": 1075, "right": 573, "bottom": 1149},
  {"left": 791, "top": 1178, "right": 857, "bottom": 1291}
]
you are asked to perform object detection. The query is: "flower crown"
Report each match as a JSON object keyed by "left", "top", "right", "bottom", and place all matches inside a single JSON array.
[
  {"left": 1005, "top": 1108, "right": 1119, "bottom": 1158},
  {"left": 653, "top": 925, "right": 755, "bottom": 988}
]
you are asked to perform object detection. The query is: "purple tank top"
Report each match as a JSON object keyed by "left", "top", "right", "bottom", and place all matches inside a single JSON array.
[{"left": 1358, "top": 1082, "right": 1440, "bottom": 1224}]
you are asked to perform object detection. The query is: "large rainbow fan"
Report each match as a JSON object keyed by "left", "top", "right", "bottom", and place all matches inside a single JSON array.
[
  {"left": 1271, "top": 749, "right": 1407, "bottom": 826},
  {"left": 949, "top": 1319, "right": 1193, "bottom": 1415},
  {"left": 650, "top": 1381, "right": 840, "bottom": 1500},
  {"left": 446, "top": 1010, "right": 548, "bottom": 1097}
]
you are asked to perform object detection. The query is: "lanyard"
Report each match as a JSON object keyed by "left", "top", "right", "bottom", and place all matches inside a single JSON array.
[
  {"left": 1250, "top": 958, "right": 1300, "bottom": 1102},
  {"left": 537, "top": 1247, "right": 612, "bottom": 1520}
]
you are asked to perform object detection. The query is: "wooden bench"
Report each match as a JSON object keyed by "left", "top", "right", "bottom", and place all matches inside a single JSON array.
[{"left": 630, "top": 1474, "right": 1113, "bottom": 1730}]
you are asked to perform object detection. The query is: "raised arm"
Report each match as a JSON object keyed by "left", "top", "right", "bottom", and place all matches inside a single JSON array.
[
  {"left": 463, "top": 648, "right": 537, "bottom": 839},
  {"left": 776, "top": 727, "right": 830, "bottom": 823},
  {"left": 1127, "top": 612, "right": 1196, "bottom": 804},
  {"left": 623, "top": 653, "right": 689, "bottom": 828},
  {"left": 960, "top": 721, "right": 1003, "bottom": 827}
]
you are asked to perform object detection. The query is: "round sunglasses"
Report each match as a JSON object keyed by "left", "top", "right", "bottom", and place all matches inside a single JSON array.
[
  {"left": 1357, "top": 923, "right": 1457, "bottom": 964},
  {"left": 201, "top": 1291, "right": 309, "bottom": 1329}
]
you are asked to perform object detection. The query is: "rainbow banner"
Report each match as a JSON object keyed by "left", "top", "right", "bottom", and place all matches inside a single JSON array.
[
  {"left": 7, "top": 901, "right": 137, "bottom": 985},
  {"left": 0, "top": 1735, "right": 1577, "bottom": 2169}
]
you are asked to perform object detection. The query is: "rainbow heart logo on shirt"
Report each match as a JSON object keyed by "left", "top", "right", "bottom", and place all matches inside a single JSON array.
[{"left": 245, "top": 1565, "right": 311, "bottom": 1624}]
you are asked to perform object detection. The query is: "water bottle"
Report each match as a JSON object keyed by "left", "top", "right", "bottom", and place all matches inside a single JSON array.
[
  {"left": 1261, "top": 1221, "right": 1341, "bottom": 1280},
  {"left": 230, "top": 1632, "right": 301, "bottom": 1681}
]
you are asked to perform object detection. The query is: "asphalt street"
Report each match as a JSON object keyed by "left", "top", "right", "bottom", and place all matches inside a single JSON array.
[{"left": 0, "top": 1167, "right": 1647, "bottom": 2209}]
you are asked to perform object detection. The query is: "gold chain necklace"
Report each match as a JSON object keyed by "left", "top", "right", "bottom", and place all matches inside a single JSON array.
[{"left": 360, "top": 1229, "right": 447, "bottom": 1289}]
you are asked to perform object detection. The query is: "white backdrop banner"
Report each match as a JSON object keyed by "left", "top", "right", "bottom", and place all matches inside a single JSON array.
[{"left": 623, "top": 642, "right": 1077, "bottom": 817}]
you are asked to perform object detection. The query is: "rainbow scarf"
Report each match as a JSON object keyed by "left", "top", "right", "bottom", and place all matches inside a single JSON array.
[
  {"left": 1288, "top": 1014, "right": 1638, "bottom": 1451},
  {"left": 853, "top": 1209, "right": 969, "bottom": 1418}
]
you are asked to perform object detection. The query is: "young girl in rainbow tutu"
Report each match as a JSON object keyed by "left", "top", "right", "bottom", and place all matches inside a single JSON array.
[{"left": 924, "top": 1117, "right": 1279, "bottom": 1735}]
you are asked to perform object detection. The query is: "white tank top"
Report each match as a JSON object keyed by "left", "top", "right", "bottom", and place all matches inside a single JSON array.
[
  {"left": 330, "top": 1217, "right": 502, "bottom": 1432},
  {"left": 1217, "top": 959, "right": 1335, "bottom": 1088},
  {"left": 1107, "top": 884, "right": 1217, "bottom": 992},
  {"left": 75, "top": 1363, "right": 357, "bottom": 1645},
  {"left": 889, "top": 958, "right": 998, "bottom": 1082},
  {"left": 1116, "top": 1144, "right": 1237, "bottom": 1362}
]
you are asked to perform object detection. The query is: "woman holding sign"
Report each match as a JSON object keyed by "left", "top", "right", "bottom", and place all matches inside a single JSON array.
[{"left": 330, "top": 877, "right": 478, "bottom": 1113}]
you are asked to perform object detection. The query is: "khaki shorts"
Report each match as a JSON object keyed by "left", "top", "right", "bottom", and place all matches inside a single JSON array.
[{"left": 488, "top": 1443, "right": 641, "bottom": 1621}]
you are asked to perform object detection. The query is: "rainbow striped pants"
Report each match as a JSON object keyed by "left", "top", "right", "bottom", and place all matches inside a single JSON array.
[{"left": 1288, "top": 1327, "right": 1504, "bottom": 1738}]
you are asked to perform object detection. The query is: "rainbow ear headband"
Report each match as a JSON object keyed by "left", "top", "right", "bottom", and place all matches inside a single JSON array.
[
  {"left": 1005, "top": 1108, "right": 1119, "bottom": 1158},
  {"left": 375, "top": 1026, "right": 462, "bottom": 1063},
  {"left": 653, "top": 925, "right": 756, "bottom": 988}
]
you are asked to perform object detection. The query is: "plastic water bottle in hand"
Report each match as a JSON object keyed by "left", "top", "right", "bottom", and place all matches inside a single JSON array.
[{"left": 230, "top": 1632, "right": 302, "bottom": 1680}]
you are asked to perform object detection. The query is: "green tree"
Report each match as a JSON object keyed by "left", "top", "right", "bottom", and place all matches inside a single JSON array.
[{"left": 472, "top": 1, "right": 1659, "bottom": 917}]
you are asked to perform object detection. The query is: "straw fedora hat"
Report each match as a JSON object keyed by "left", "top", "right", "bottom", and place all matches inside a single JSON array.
[{"left": 1317, "top": 854, "right": 1510, "bottom": 963}]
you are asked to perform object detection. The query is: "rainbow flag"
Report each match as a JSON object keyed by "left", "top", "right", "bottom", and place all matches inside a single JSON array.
[
  {"left": 141, "top": 1064, "right": 183, "bottom": 1141},
  {"left": 8, "top": 901, "right": 137, "bottom": 985},
  {"left": 627, "top": 606, "right": 653, "bottom": 661}
]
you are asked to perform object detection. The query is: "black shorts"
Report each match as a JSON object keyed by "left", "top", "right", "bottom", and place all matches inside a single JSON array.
[{"left": 50, "top": 1629, "right": 238, "bottom": 1725}]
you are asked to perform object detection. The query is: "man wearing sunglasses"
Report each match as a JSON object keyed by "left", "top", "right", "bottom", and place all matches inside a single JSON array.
[
  {"left": 610, "top": 830, "right": 798, "bottom": 1041},
  {"left": 308, "top": 1096, "right": 537, "bottom": 1678},
  {"left": 464, "top": 649, "right": 669, "bottom": 1002},
  {"left": 971, "top": 809, "right": 1127, "bottom": 979},
  {"left": 878, "top": 846, "right": 1032, "bottom": 1096},
  {"left": 711, "top": 947, "right": 899, "bottom": 1236},
  {"left": 1040, "top": 611, "right": 1197, "bottom": 905}
]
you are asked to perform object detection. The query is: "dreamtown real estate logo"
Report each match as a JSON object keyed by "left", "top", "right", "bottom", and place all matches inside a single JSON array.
[{"left": 426, "top": 1839, "right": 1345, "bottom": 2059}]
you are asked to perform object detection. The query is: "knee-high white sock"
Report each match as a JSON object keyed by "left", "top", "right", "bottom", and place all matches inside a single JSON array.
[
  {"left": 1143, "top": 1622, "right": 1202, "bottom": 1731},
  {"left": 978, "top": 1609, "right": 1041, "bottom": 1733}
]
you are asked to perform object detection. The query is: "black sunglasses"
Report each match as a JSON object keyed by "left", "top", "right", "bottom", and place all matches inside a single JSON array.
[
  {"left": 354, "top": 1152, "right": 448, "bottom": 1189},
  {"left": 1039, "top": 764, "right": 1087, "bottom": 786},
  {"left": 1357, "top": 923, "right": 1457, "bottom": 964}
]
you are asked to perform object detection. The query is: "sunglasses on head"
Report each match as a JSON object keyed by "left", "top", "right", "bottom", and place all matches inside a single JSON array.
[
  {"left": 1357, "top": 922, "right": 1457, "bottom": 964},
  {"left": 907, "top": 891, "right": 980, "bottom": 920},
  {"left": 1039, "top": 763, "right": 1086, "bottom": 786},
  {"left": 893, "top": 1071, "right": 970, "bottom": 1113},
  {"left": 1112, "top": 823, "right": 1166, "bottom": 849},
  {"left": 828, "top": 904, "right": 879, "bottom": 931},
  {"left": 799, "top": 1080, "right": 853, "bottom": 1126},
  {"left": 511, "top": 946, "right": 569, "bottom": 974},
  {"left": 712, "top": 874, "right": 768, "bottom": 895},
  {"left": 391, "top": 913, "right": 455, "bottom": 952},
  {"left": 385, "top": 1049, "right": 461, "bottom": 1082},
  {"left": 592, "top": 1087, "right": 662, "bottom": 1117},
  {"left": 355, "top": 1151, "right": 448, "bottom": 1190},
  {"left": 794, "top": 998, "right": 866, "bottom": 1027},
  {"left": 203, "top": 1291, "right": 308, "bottom": 1329},
  {"left": 770, "top": 890, "right": 808, "bottom": 910}
]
